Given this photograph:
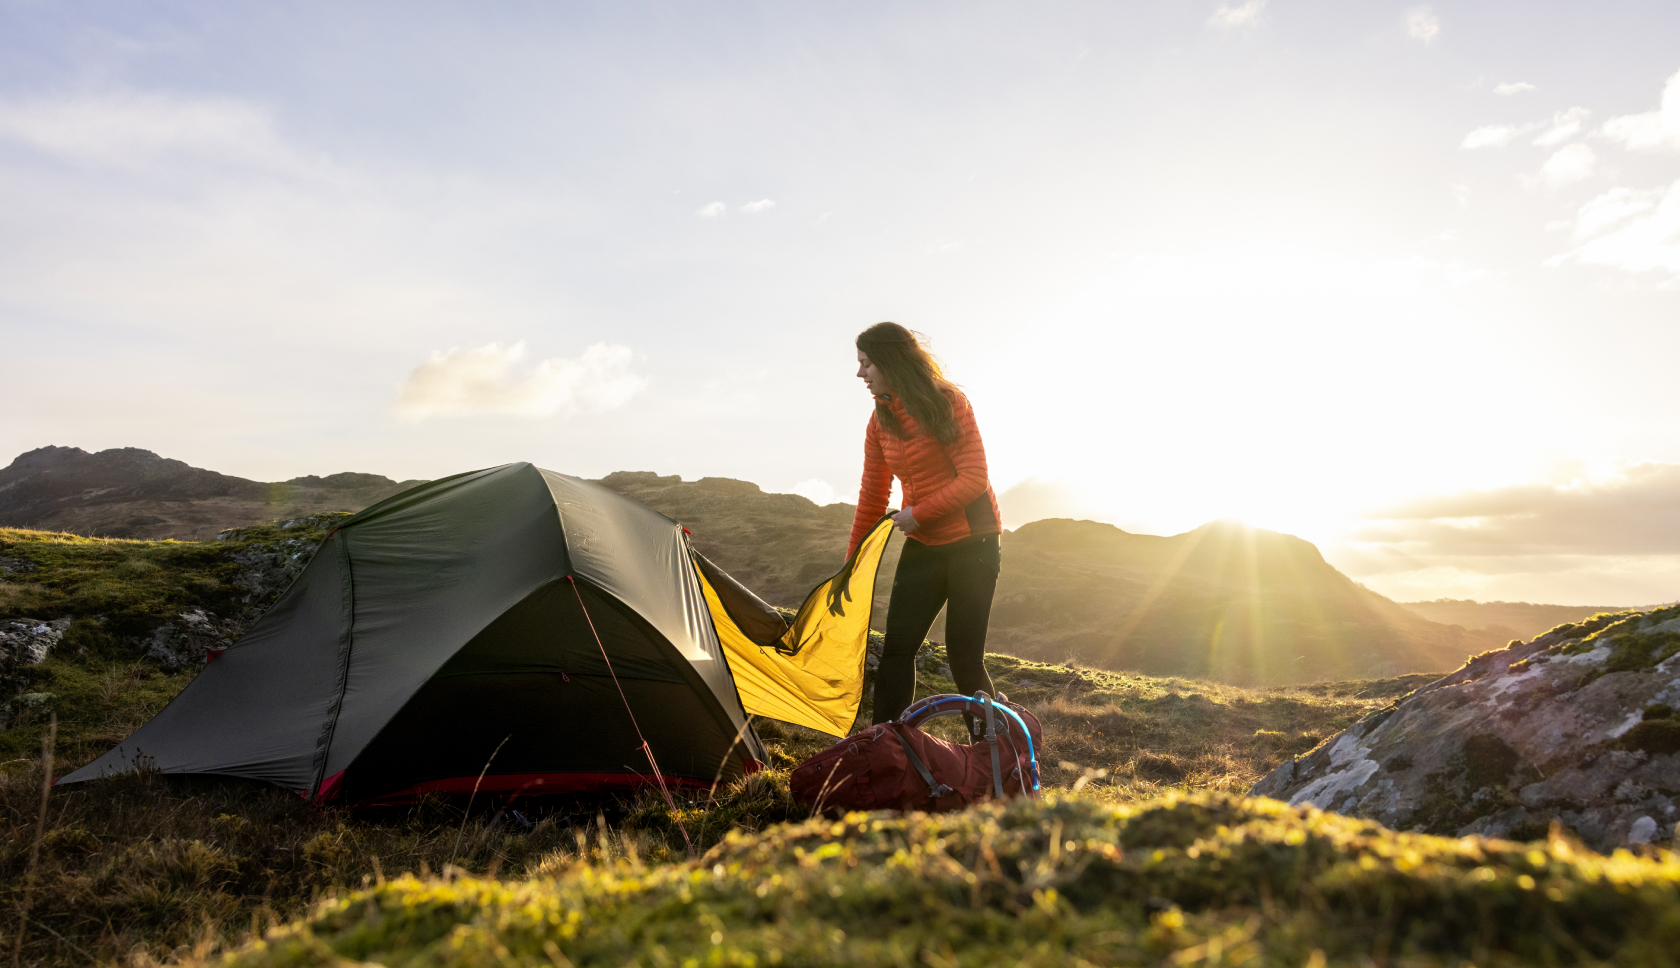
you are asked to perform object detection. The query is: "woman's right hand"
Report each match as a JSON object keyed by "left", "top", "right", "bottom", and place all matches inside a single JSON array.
[{"left": 892, "top": 506, "right": 920, "bottom": 535}]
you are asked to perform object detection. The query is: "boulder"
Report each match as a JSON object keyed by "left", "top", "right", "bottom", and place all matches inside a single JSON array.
[
  {"left": 1251, "top": 605, "right": 1680, "bottom": 853},
  {"left": 1, "top": 616, "right": 70, "bottom": 690},
  {"left": 146, "top": 608, "right": 246, "bottom": 669}
]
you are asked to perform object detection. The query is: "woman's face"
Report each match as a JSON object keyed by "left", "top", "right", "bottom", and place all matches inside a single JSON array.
[{"left": 856, "top": 349, "right": 890, "bottom": 397}]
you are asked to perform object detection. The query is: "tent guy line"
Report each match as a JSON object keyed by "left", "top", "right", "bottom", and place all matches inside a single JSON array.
[{"left": 569, "top": 572, "right": 695, "bottom": 858}]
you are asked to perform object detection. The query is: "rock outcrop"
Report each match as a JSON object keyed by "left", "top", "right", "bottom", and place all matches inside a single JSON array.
[
  {"left": 144, "top": 515, "right": 343, "bottom": 667},
  {"left": 1, "top": 616, "right": 69, "bottom": 686},
  {"left": 1251, "top": 605, "right": 1680, "bottom": 852}
]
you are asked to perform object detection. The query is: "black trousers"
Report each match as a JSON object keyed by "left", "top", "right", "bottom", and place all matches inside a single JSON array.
[{"left": 871, "top": 533, "right": 1001, "bottom": 725}]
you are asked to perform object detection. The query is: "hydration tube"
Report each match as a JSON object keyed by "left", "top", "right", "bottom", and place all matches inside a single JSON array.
[{"left": 900, "top": 694, "right": 1041, "bottom": 793}]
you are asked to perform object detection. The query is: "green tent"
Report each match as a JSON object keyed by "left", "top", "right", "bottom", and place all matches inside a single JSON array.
[{"left": 62, "top": 463, "right": 777, "bottom": 803}]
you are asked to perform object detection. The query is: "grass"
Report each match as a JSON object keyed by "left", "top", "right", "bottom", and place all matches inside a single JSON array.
[
  {"left": 0, "top": 518, "right": 344, "bottom": 765},
  {"left": 220, "top": 793, "right": 1680, "bottom": 967},
  {"left": 9, "top": 522, "right": 1667, "bottom": 965},
  {"left": 1, "top": 644, "right": 1403, "bottom": 965}
]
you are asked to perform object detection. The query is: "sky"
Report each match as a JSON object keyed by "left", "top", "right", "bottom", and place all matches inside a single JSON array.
[{"left": 3, "top": 0, "right": 1679, "bottom": 606}]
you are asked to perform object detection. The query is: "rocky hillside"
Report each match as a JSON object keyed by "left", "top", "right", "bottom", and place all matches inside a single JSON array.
[
  {"left": 1253, "top": 604, "right": 1680, "bottom": 853},
  {"left": 0, "top": 446, "right": 420, "bottom": 541},
  {"left": 597, "top": 471, "right": 896, "bottom": 609}
]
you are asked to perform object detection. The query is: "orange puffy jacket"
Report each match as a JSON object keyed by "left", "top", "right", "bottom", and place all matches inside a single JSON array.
[{"left": 846, "top": 388, "right": 1001, "bottom": 559}]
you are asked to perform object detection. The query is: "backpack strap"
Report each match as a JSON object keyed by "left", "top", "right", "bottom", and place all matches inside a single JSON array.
[
  {"left": 892, "top": 728, "right": 953, "bottom": 800},
  {"left": 982, "top": 693, "right": 1004, "bottom": 799}
]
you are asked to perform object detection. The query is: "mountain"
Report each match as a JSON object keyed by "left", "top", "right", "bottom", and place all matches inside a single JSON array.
[
  {"left": 1394, "top": 598, "right": 1649, "bottom": 644},
  {"left": 986, "top": 518, "right": 1500, "bottom": 684},
  {"left": 0, "top": 446, "right": 422, "bottom": 541},
  {"left": 1, "top": 449, "right": 1506, "bottom": 684}
]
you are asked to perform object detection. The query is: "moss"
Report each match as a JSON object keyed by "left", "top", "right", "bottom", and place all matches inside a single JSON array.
[
  {"left": 1460, "top": 733, "right": 1520, "bottom": 789},
  {"left": 1604, "top": 630, "right": 1680, "bottom": 674},
  {"left": 1408, "top": 734, "right": 1536, "bottom": 835},
  {"left": 1619, "top": 718, "right": 1680, "bottom": 756},
  {"left": 0, "top": 517, "right": 343, "bottom": 641},
  {"left": 221, "top": 793, "right": 1680, "bottom": 968}
]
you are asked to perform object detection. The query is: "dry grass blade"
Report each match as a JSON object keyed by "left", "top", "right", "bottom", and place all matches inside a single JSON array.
[
  {"left": 448, "top": 733, "right": 512, "bottom": 868},
  {"left": 706, "top": 714, "right": 759, "bottom": 801},
  {"left": 12, "top": 712, "right": 55, "bottom": 968}
]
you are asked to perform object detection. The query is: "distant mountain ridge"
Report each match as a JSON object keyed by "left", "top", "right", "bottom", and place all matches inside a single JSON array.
[
  {"left": 0, "top": 446, "right": 422, "bottom": 541},
  {"left": 1393, "top": 598, "right": 1652, "bottom": 645},
  {"left": 2, "top": 447, "right": 1519, "bottom": 684}
]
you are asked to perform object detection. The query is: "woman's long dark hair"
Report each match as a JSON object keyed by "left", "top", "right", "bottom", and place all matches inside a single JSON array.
[{"left": 856, "top": 322, "right": 957, "bottom": 445}]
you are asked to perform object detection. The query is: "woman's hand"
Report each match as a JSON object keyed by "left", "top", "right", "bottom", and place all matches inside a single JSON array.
[{"left": 892, "top": 506, "right": 920, "bottom": 535}]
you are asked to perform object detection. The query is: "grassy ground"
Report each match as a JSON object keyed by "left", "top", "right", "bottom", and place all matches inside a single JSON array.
[
  {"left": 7, "top": 523, "right": 1643, "bottom": 966},
  {"left": 226, "top": 793, "right": 1680, "bottom": 967}
]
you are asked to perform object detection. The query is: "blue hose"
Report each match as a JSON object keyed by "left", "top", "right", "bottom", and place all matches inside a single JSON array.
[{"left": 901, "top": 694, "right": 1040, "bottom": 793}]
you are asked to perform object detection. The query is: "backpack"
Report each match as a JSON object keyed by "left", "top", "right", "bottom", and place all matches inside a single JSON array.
[{"left": 790, "top": 693, "right": 1041, "bottom": 814}]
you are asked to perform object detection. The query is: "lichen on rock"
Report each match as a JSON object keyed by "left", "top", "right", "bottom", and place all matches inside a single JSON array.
[
  {"left": 1251, "top": 605, "right": 1680, "bottom": 852},
  {"left": 1, "top": 615, "right": 70, "bottom": 694}
]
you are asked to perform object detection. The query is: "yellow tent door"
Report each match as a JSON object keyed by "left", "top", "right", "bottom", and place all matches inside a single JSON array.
[{"left": 696, "top": 517, "right": 894, "bottom": 737}]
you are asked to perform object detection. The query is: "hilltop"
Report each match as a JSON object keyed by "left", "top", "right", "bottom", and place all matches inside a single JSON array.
[{"left": 0, "top": 446, "right": 421, "bottom": 541}]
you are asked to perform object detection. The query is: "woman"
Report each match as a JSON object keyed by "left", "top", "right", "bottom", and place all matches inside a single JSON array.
[{"left": 848, "top": 322, "right": 1003, "bottom": 727}]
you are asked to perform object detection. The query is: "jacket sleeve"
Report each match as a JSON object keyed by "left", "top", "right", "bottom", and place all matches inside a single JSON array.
[
  {"left": 847, "top": 416, "right": 893, "bottom": 559},
  {"left": 906, "top": 391, "right": 990, "bottom": 526}
]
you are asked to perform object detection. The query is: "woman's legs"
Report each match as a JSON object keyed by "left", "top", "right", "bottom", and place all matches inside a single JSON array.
[
  {"left": 872, "top": 539, "right": 946, "bottom": 724},
  {"left": 943, "top": 535, "right": 1000, "bottom": 705},
  {"left": 871, "top": 535, "right": 1002, "bottom": 725}
]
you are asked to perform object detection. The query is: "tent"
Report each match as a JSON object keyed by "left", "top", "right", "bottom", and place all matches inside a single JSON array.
[{"left": 61, "top": 463, "right": 893, "bottom": 804}]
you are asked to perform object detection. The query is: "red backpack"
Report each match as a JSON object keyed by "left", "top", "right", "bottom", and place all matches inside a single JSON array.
[{"left": 790, "top": 693, "right": 1042, "bottom": 814}]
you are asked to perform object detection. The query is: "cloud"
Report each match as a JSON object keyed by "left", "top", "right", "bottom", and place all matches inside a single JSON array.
[
  {"left": 1460, "top": 122, "right": 1541, "bottom": 149},
  {"left": 1494, "top": 82, "right": 1536, "bottom": 96},
  {"left": 1460, "top": 109, "right": 1588, "bottom": 151},
  {"left": 1533, "top": 107, "right": 1591, "bottom": 147},
  {"left": 391, "top": 341, "right": 646, "bottom": 420},
  {"left": 694, "top": 201, "right": 726, "bottom": 218},
  {"left": 1601, "top": 68, "right": 1680, "bottom": 151},
  {"left": 1567, "top": 186, "right": 1663, "bottom": 239},
  {"left": 1406, "top": 7, "right": 1440, "bottom": 43},
  {"left": 787, "top": 479, "right": 840, "bottom": 505},
  {"left": 1207, "top": 0, "right": 1265, "bottom": 29},
  {"left": 1357, "top": 463, "right": 1680, "bottom": 557},
  {"left": 0, "top": 91, "right": 313, "bottom": 178},
  {"left": 739, "top": 198, "right": 775, "bottom": 214},
  {"left": 1549, "top": 180, "right": 1680, "bottom": 274},
  {"left": 1523, "top": 143, "right": 1596, "bottom": 192}
]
